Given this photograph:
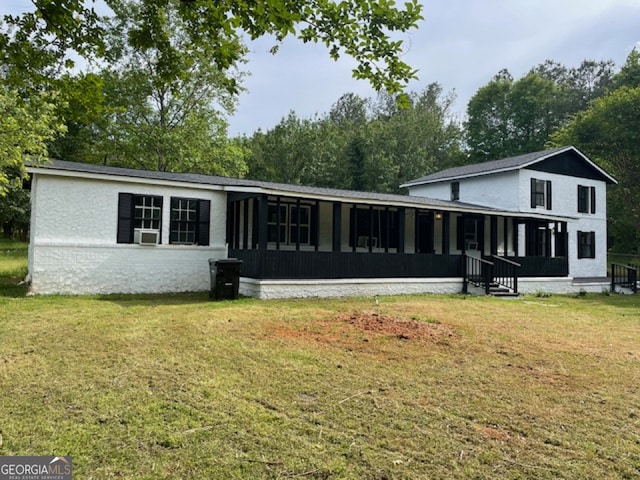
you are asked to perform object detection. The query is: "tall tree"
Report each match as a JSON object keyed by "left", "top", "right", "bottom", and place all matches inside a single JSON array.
[
  {"left": 612, "top": 48, "right": 640, "bottom": 90},
  {"left": 0, "top": 85, "right": 65, "bottom": 194},
  {"left": 244, "top": 84, "right": 464, "bottom": 193},
  {"left": 1, "top": 0, "right": 423, "bottom": 97},
  {"left": 550, "top": 86, "right": 640, "bottom": 253},
  {"left": 466, "top": 60, "right": 615, "bottom": 162}
]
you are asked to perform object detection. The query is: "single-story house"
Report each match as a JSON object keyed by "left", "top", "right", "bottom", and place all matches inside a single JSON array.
[{"left": 26, "top": 146, "right": 618, "bottom": 298}]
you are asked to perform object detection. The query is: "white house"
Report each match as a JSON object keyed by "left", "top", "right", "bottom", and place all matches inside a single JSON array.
[
  {"left": 400, "top": 146, "right": 617, "bottom": 280},
  {"left": 26, "top": 146, "right": 617, "bottom": 298}
]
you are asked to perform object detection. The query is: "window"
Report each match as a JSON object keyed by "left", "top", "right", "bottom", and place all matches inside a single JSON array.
[
  {"left": 577, "top": 231, "right": 596, "bottom": 259},
  {"left": 118, "top": 193, "right": 163, "bottom": 243},
  {"left": 349, "top": 207, "right": 398, "bottom": 249},
  {"left": 451, "top": 181, "right": 460, "bottom": 201},
  {"left": 170, "top": 197, "right": 210, "bottom": 245},
  {"left": 577, "top": 185, "right": 596, "bottom": 214},
  {"left": 456, "top": 216, "right": 481, "bottom": 251},
  {"left": 267, "top": 202, "right": 312, "bottom": 246},
  {"left": 117, "top": 193, "right": 210, "bottom": 245},
  {"left": 530, "top": 178, "right": 552, "bottom": 210}
]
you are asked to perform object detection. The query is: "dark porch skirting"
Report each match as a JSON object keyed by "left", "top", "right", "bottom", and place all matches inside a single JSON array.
[
  {"left": 229, "top": 249, "right": 569, "bottom": 280},
  {"left": 230, "top": 249, "right": 462, "bottom": 280}
]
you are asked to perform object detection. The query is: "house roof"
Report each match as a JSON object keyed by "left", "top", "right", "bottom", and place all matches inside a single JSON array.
[
  {"left": 27, "top": 159, "right": 576, "bottom": 221},
  {"left": 400, "top": 146, "right": 617, "bottom": 188}
]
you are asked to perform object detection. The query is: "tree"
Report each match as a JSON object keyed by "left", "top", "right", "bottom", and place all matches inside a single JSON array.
[
  {"left": 550, "top": 86, "right": 640, "bottom": 253},
  {"left": 243, "top": 85, "right": 464, "bottom": 193},
  {"left": 1, "top": 0, "right": 423, "bottom": 97},
  {"left": 0, "top": 85, "right": 65, "bottom": 194},
  {"left": 0, "top": 182, "right": 30, "bottom": 239},
  {"left": 466, "top": 60, "right": 615, "bottom": 163},
  {"left": 48, "top": 1, "right": 249, "bottom": 176},
  {"left": 612, "top": 48, "right": 640, "bottom": 90}
]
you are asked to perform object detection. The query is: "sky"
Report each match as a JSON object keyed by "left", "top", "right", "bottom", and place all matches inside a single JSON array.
[
  {"left": 2, "top": 0, "right": 640, "bottom": 136},
  {"left": 231, "top": 0, "right": 640, "bottom": 135}
]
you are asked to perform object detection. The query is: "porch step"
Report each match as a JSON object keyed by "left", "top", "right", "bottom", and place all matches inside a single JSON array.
[{"left": 489, "top": 284, "right": 519, "bottom": 297}]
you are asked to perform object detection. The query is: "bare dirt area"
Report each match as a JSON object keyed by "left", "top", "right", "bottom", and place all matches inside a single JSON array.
[
  {"left": 270, "top": 311, "right": 457, "bottom": 348},
  {"left": 336, "top": 312, "right": 457, "bottom": 343}
]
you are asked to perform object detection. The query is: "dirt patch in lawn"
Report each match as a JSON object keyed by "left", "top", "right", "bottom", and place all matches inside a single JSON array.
[
  {"left": 336, "top": 312, "right": 456, "bottom": 343},
  {"left": 270, "top": 311, "right": 457, "bottom": 348}
]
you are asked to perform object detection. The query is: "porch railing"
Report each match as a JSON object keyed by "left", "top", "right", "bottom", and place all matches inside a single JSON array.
[
  {"left": 463, "top": 254, "right": 493, "bottom": 294},
  {"left": 491, "top": 255, "right": 521, "bottom": 294},
  {"left": 611, "top": 263, "right": 638, "bottom": 294},
  {"left": 230, "top": 249, "right": 462, "bottom": 280}
]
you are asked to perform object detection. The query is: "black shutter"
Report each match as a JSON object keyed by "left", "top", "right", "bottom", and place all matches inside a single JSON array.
[
  {"left": 590, "top": 186, "right": 596, "bottom": 214},
  {"left": 577, "top": 231, "right": 584, "bottom": 259},
  {"left": 530, "top": 178, "right": 536, "bottom": 208},
  {"left": 197, "top": 199, "right": 211, "bottom": 246},
  {"left": 546, "top": 181, "right": 552, "bottom": 210},
  {"left": 117, "top": 193, "right": 134, "bottom": 243}
]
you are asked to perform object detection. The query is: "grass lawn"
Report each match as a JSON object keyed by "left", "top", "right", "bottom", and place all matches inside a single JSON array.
[{"left": 1, "top": 244, "right": 639, "bottom": 479}]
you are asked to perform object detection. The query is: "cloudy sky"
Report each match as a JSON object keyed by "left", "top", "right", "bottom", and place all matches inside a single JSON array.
[
  {"left": 3, "top": 0, "right": 640, "bottom": 136},
  {"left": 232, "top": 0, "right": 640, "bottom": 135}
]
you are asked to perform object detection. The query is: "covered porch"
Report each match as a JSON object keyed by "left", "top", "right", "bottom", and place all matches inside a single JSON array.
[{"left": 225, "top": 192, "right": 570, "bottom": 288}]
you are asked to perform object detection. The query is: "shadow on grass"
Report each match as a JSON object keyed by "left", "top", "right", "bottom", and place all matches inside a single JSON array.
[
  {"left": 96, "top": 291, "right": 256, "bottom": 308},
  {"left": 0, "top": 277, "right": 29, "bottom": 298}
]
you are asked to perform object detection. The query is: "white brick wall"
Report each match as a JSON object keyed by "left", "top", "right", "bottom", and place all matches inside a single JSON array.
[{"left": 29, "top": 174, "right": 228, "bottom": 294}]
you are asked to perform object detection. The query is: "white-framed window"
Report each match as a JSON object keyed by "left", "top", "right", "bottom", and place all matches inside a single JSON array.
[
  {"left": 134, "top": 195, "right": 162, "bottom": 230},
  {"left": 118, "top": 193, "right": 163, "bottom": 244},
  {"left": 267, "top": 202, "right": 311, "bottom": 245},
  {"left": 170, "top": 198, "right": 198, "bottom": 244}
]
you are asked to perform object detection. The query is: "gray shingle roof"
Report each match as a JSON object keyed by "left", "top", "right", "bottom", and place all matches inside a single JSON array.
[
  {"left": 401, "top": 146, "right": 579, "bottom": 187},
  {"left": 29, "top": 159, "right": 499, "bottom": 213}
]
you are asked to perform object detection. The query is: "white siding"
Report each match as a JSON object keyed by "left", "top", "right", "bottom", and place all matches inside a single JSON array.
[{"left": 29, "top": 175, "right": 227, "bottom": 294}]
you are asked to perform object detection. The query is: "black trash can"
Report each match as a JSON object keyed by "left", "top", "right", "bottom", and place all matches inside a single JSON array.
[{"left": 209, "top": 258, "right": 243, "bottom": 300}]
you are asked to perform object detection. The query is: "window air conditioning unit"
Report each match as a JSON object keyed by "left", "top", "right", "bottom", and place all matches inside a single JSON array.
[
  {"left": 357, "top": 236, "right": 378, "bottom": 248},
  {"left": 465, "top": 240, "right": 478, "bottom": 250},
  {"left": 134, "top": 229, "right": 160, "bottom": 245}
]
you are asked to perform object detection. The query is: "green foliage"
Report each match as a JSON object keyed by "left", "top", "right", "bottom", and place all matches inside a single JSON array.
[
  {"left": 0, "top": 85, "right": 65, "bottom": 194},
  {"left": 0, "top": 183, "right": 30, "bottom": 240},
  {"left": 551, "top": 86, "right": 640, "bottom": 253},
  {"left": 2, "top": 0, "right": 423, "bottom": 97},
  {"left": 466, "top": 60, "right": 614, "bottom": 162},
  {"left": 244, "top": 85, "right": 464, "bottom": 193},
  {"left": 612, "top": 48, "right": 640, "bottom": 90}
]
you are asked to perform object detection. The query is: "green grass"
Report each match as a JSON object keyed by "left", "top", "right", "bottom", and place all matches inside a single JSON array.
[
  {"left": 1, "top": 245, "right": 639, "bottom": 478},
  {"left": 0, "top": 238, "right": 28, "bottom": 296}
]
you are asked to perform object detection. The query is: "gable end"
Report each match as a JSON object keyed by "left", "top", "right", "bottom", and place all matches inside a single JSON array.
[{"left": 526, "top": 150, "right": 614, "bottom": 183}]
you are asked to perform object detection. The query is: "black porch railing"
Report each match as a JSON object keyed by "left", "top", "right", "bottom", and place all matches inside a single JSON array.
[
  {"left": 611, "top": 263, "right": 638, "bottom": 293},
  {"left": 229, "top": 249, "right": 462, "bottom": 280},
  {"left": 491, "top": 255, "right": 521, "bottom": 293},
  {"left": 463, "top": 255, "right": 493, "bottom": 294},
  {"left": 505, "top": 256, "right": 568, "bottom": 277}
]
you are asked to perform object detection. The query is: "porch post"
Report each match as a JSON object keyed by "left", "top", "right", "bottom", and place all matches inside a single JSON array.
[
  {"left": 251, "top": 198, "right": 259, "bottom": 249},
  {"left": 295, "top": 198, "right": 301, "bottom": 251},
  {"left": 258, "top": 194, "right": 268, "bottom": 251},
  {"left": 368, "top": 205, "right": 374, "bottom": 253},
  {"left": 332, "top": 202, "right": 342, "bottom": 252},
  {"left": 242, "top": 199, "right": 250, "bottom": 249},
  {"left": 490, "top": 216, "right": 498, "bottom": 256},
  {"left": 503, "top": 217, "right": 509, "bottom": 256},
  {"left": 442, "top": 212, "right": 450, "bottom": 255},
  {"left": 397, "top": 207, "right": 405, "bottom": 254},
  {"left": 275, "top": 196, "right": 281, "bottom": 250},
  {"left": 514, "top": 219, "right": 519, "bottom": 256}
]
